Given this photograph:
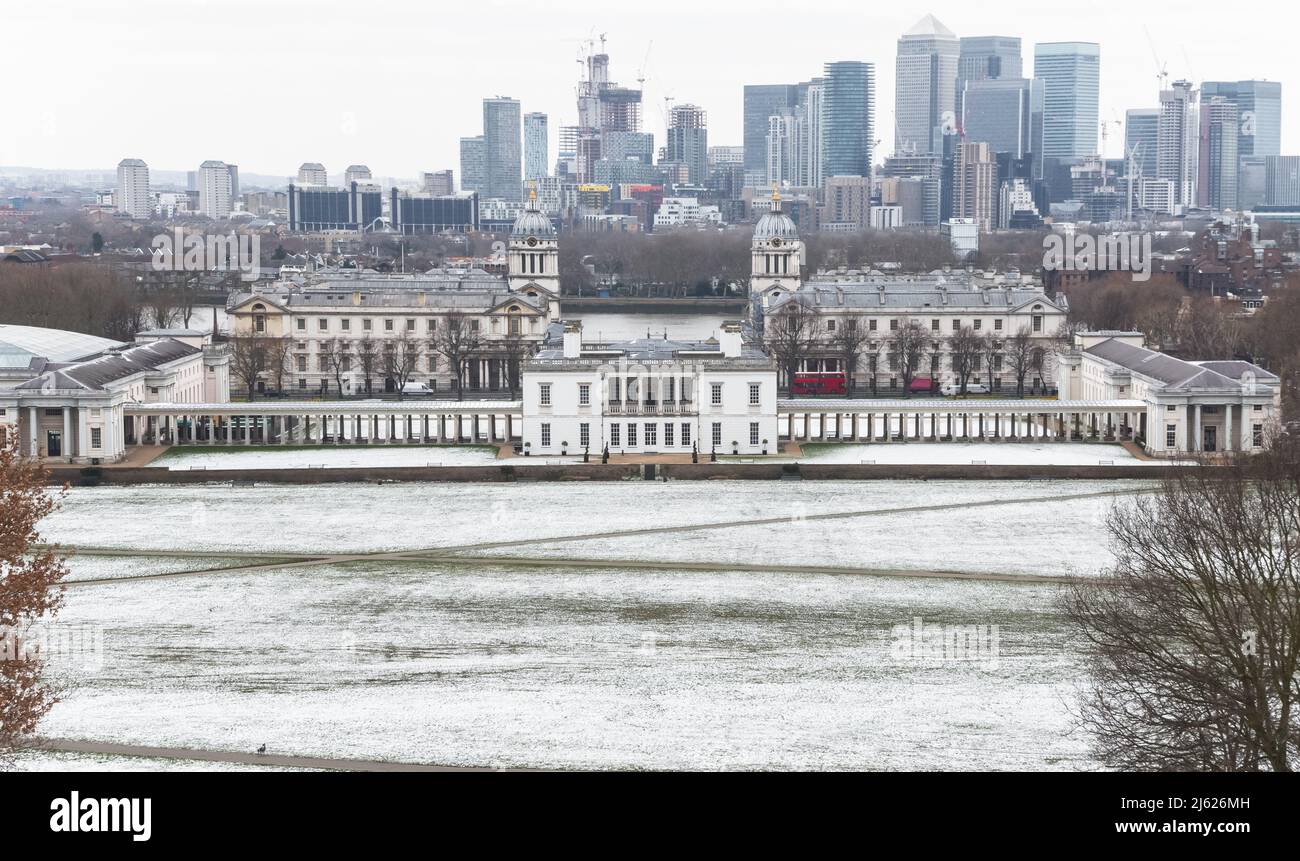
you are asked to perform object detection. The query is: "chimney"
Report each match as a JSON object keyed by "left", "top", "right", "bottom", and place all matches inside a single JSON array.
[
  {"left": 562, "top": 320, "right": 582, "bottom": 359},
  {"left": 717, "top": 321, "right": 743, "bottom": 358}
]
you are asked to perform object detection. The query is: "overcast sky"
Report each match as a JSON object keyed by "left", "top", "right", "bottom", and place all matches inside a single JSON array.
[{"left": 3, "top": 0, "right": 1294, "bottom": 180}]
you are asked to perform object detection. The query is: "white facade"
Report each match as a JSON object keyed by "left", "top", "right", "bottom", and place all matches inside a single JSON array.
[
  {"left": 116, "top": 158, "right": 151, "bottom": 219},
  {"left": 522, "top": 322, "right": 779, "bottom": 456},
  {"left": 653, "top": 197, "right": 722, "bottom": 229},
  {"left": 297, "top": 162, "right": 329, "bottom": 185},
  {"left": 1056, "top": 333, "right": 1281, "bottom": 455}
]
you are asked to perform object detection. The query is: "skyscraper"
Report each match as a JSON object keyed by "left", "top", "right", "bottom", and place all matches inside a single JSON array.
[
  {"left": 743, "top": 84, "right": 800, "bottom": 185},
  {"left": 666, "top": 104, "right": 708, "bottom": 185},
  {"left": 1265, "top": 155, "right": 1300, "bottom": 205},
  {"left": 895, "top": 14, "right": 959, "bottom": 156},
  {"left": 961, "top": 78, "right": 1039, "bottom": 159},
  {"left": 822, "top": 61, "right": 876, "bottom": 180},
  {"left": 459, "top": 137, "right": 485, "bottom": 193},
  {"left": 1157, "top": 80, "right": 1197, "bottom": 209},
  {"left": 1033, "top": 42, "right": 1100, "bottom": 162},
  {"left": 116, "top": 158, "right": 150, "bottom": 219},
  {"left": 956, "top": 36, "right": 1021, "bottom": 118},
  {"left": 952, "top": 140, "right": 997, "bottom": 231},
  {"left": 524, "top": 112, "right": 549, "bottom": 182},
  {"left": 1124, "top": 109, "right": 1159, "bottom": 180},
  {"left": 483, "top": 97, "right": 522, "bottom": 200},
  {"left": 1199, "top": 97, "right": 1239, "bottom": 210},
  {"left": 197, "top": 160, "right": 232, "bottom": 219},
  {"left": 1201, "top": 80, "right": 1282, "bottom": 159}
]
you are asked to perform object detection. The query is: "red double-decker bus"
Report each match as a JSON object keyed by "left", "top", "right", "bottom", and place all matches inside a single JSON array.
[{"left": 790, "top": 371, "right": 847, "bottom": 396}]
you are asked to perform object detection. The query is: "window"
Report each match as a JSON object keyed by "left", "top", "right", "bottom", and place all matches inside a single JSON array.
[
  {"left": 1253, "top": 424, "right": 1264, "bottom": 446},
  {"left": 579, "top": 423, "right": 590, "bottom": 448},
  {"left": 889, "top": 319, "right": 899, "bottom": 331},
  {"left": 868, "top": 319, "right": 877, "bottom": 331},
  {"left": 952, "top": 319, "right": 961, "bottom": 331},
  {"left": 384, "top": 319, "right": 394, "bottom": 332},
  {"left": 1166, "top": 424, "right": 1177, "bottom": 448},
  {"left": 509, "top": 316, "right": 521, "bottom": 335},
  {"left": 318, "top": 357, "right": 329, "bottom": 372},
  {"left": 826, "top": 319, "right": 836, "bottom": 332},
  {"left": 711, "top": 383, "right": 723, "bottom": 406},
  {"left": 610, "top": 424, "right": 621, "bottom": 446},
  {"left": 578, "top": 383, "right": 590, "bottom": 406},
  {"left": 470, "top": 319, "right": 480, "bottom": 332},
  {"left": 363, "top": 318, "right": 373, "bottom": 331},
  {"left": 931, "top": 319, "right": 940, "bottom": 332},
  {"left": 645, "top": 423, "right": 657, "bottom": 446},
  {"left": 994, "top": 319, "right": 1003, "bottom": 331},
  {"left": 318, "top": 318, "right": 328, "bottom": 331},
  {"left": 90, "top": 427, "right": 102, "bottom": 449},
  {"left": 1032, "top": 315, "right": 1043, "bottom": 333},
  {"left": 665, "top": 423, "right": 675, "bottom": 447},
  {"left": 1254, "top": 404, "right": 1263, "bottom": 412},
  {"left": 427, "top": 356, "right": 436, "bottom": 371},
  {"left": 1167, "top": 404, "right": 1176, "bottom": 411},
  {"left": 666, "top": 378, "right": 676, "bottom": 402},
  {"left": 973, "top": 319, "right": 982, "bottom": 330},
  {"left": 541, "top": 423, "right": 551, "bottom": 447},
  {"left": 610, "top": 378, "right": 621, "bottom": 403},
  {"left": 749, "top": 382, "right": 760, "bottom": 405},
  {"left": 406, "top": 319, "right": 416, "bottom": 331},
  {"left": 627, "top": 424, "right": 637, "bottom": 446},
  {"left": 298, "top": 378, "right": 306, "bottom": 389},
  {"left": 254, "top": 315, "right": 265, "bottom": 332},
  {"left": 341, "top": 319, "right": 350, "bottom": 331},
  {"left": 539, "top": 383, "right": 551, "bottom": 406},
  {"left": 711, "top": 422, "right": 722, "bottom": 447},
  {"left": 296, "top": 356, "right": 307, "bottom": 372},
  {"left": 681, "top": 423, "right": 691, "bottom": 447},
  {"left": 296, "top": 318, "right": 306, "bottom": 331},
  {"left": 427, "top": 319, "right": 436, "bottom": 332},
  {"left": 750, "top": 422, "right": 760, "bottom": 445}
]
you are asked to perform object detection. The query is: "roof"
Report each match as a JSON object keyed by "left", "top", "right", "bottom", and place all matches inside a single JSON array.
[
  {"left": 1084, "top": 339, "right": 1274, "bottom": 392},
  {"left": 531, "top": 336, "right": 772, "bottom": 365},
  {"left": 903, "top": 13, "right": 955, "bottom": 39},
  {"left": 0, "top": 325, "right": 124, "bottom": 369},
  {"left": 14, "top": 339, "right": 200, "bottom": 392}
]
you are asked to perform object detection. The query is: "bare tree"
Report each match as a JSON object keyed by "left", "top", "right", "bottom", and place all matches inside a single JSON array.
[
  {"left": 500, "top": 331, "right": 530, "bottom": 398},
  {"left": 889, "top": 317, "right": 934, "bottom": 397},
  {"left": 1005, "top": 326, "right": 1040, "bottom": 397},
  {"left": 1063, "top": 442, "right": 1300, "bottom": 771},
  {"left": 355, "top": 335, "right": 378, "bottom": 395},
  {"left": 862, "top": 338, "right": 884, "bottom": 396},
  {"left": 980, "top": 333, "right": 1001, "bottom": 392},
  {"left": 430, "top": 312, "right": 485, "bottom": 401},
  {"left": 227, "top": 332, "right": 279, "bottom": 400},
  {"left": 383, "top": 327, "right": 422, "bottom": 397},
  {"left": 1, "top": 435, "right": 69, "bottom": 760},
  {"left": 321, "top": 337, "right": 348, "bottom": 396},
  {"left": 147, "top": 289, "right": 179, "bottom": 330},
  {"left": 829, "top": 315, "right": 872, "bottom": 398},
  {"left": 766, "top": 297, "right": 821, "bottom": 390},
  {"left": 946, "top": 325, "right": 983, "bottom": 395}
]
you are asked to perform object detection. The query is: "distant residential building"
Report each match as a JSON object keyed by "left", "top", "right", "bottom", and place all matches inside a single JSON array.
[
  {"left": 952, "top": 141, "right": 996, "bottom": 231},
  {"left": 818, "top": 175, "right": 871, "bottom": 231},
  {"left": 344, "top": 165, "right": 372, "bottom": 186},
  {"left": 822, "top": 61, "right": 875, "bottom": 179},
  {"left": 666, "top": 103, "right": 708, "bottom": 185},
  {"left": 652, "top": 197, "right": 722, "bottom": 229},
  {"left": 459, "top": 137, "right": 486, "bottom": 193},
  {"left": 197, "top": 160, "right": 233, "bottom": 219},
  {"left": 708, "top": 146, "right": 744, "bottom": 167},
  {"left": 880, "top": 154, "right": 943, "bottom": 226},
  {"left": 1157, "top": 80, "right": 1198, "bottom": 210},
  {"left": 895, "top": 15, "right": 959, "bottom": 156},
  {"left": 297, "top": 162, "right": 328, "bottom": 185},
  {"left": 421, "top": 170, "right": 454, "bottom": 196},
  {"left": 483, "top": 97, "right": 523, "bottom": 200},
  {"left": 116, "top": 158, "right": 150, "bottom": 219},
  {"left": 524, "top": 111, "right": 549, "bottom": 182}
]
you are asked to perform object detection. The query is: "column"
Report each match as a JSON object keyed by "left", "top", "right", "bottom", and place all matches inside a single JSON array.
[
  {"left": 1193, "top": 404, "right": 1202, "bottom": 452},
  {"left": 1225, "top": 403, "right": 1234, "bottom": 452}
]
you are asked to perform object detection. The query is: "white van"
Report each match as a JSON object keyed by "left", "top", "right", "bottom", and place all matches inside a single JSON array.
[
  {"left": 401, "top": 381, "right": 434, "bottom": 395},
  {"left": 940, "top": 381, "right": 991, "bottom": 396}
]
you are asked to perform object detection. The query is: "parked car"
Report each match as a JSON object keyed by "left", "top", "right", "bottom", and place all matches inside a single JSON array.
[
  {"left": 401, "top": 381, "right": 434, "bottom": 395},
  {"left": 908, "top": 376, "right": 937, "bottom": 395},
  {"left": 939, "top": 381, "right": 991, "bottom": 396}
]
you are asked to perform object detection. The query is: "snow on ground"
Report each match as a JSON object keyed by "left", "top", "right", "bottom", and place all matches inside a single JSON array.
[
  {"left": 465, "top": 494, "right": 1126, "bottom": 579},
  {"left": 43, "top": 562, "right": 1092, "bottom": 771},
  {"left": 794, "top": 441, "right": 1164, "bottom": 466},
  {"left": 13, "top": 751, "right": 307, "bottom": 772},
  {"left": 154, "top": 445, "right": 505, "bottom": 471},
  {"left": 43, "top": 480, "right": 1145, "bottom": 555},
  {"left": 62, "top": 554, "right": 271, "bottom": 583}
]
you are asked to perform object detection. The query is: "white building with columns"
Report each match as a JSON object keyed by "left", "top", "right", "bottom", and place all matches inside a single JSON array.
[
  {"left": 521, "top": 321, "right": 779, "bottom": 457},
  {"left": 1055, "top": 332, "right": 1281, "bottom": 455},
  {"left": 0, "top": 327, "right": 230, "bottom": 463}
]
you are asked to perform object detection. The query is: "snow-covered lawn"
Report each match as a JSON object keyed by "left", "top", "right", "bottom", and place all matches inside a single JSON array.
[
  {"left": 795, "top": 441, "right": 1166, "bottom": 466},
  {"left": 154, "top": 445, "right": 504, "bottom": 471},
  {"left": 43, "top": 561, "right": 1092, "bottom": 771}
]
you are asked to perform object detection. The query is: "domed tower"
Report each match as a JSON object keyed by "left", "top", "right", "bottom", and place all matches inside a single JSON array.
[
  {"left": 751, "top": 187, "right": 804, "bottom": 303},
  {"left": 508, "top": 187, "right": 559, "bottom": 299}
]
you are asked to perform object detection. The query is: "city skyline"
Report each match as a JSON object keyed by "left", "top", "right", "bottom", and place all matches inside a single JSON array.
[{"left": 2, "top": 1, "right": 1296, "bottom": 181}]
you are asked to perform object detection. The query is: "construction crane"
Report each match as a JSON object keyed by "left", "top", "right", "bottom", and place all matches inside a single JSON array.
[
  {"left": 1144, "top": 26, "right": 1169, "bottom": 91},
  {"left": 636, "top": 40, "right": 652, "bottom": 90}
]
